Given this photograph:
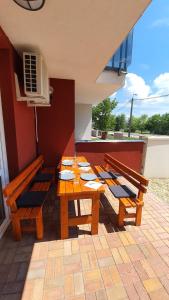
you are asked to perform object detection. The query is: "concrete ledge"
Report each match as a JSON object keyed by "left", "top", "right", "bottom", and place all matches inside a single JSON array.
[
  {"left": 76, "top": 139, "right": 145, "bottom": 143},
  {"left": 140, "top": 135, "right": 169, "bottom": 141}
]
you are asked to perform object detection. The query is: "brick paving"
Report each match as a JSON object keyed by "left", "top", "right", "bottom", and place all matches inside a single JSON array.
[{"left": 1, "top": 184, "right": 169, "bottom": 299}]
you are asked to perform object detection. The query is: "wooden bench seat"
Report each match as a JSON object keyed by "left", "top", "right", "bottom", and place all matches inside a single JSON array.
[
  {"left": 41, "top": 167, "right": 55, "bottom": 174},
  {"left": 95, "top": 154, "right": 149, "bottom": 227},
  {"left": 30, "top": 181, "right": 51, "bottom": 192},
  {"left": 3, "top": 155, "right": 53, "bottom": 241}
]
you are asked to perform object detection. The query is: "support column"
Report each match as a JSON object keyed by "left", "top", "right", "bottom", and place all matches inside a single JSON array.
[{"left": 75, "top": 103, "right": 92, "bottom": 141}]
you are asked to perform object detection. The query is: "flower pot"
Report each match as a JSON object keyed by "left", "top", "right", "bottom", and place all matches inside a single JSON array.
[{"left": 101, "top": 131, "right": 108, "bottom": 139}]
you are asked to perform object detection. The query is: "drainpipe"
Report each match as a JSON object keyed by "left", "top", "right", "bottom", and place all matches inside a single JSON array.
[{"left": 34, "top": 107, "right": 39, "bottom": 156}]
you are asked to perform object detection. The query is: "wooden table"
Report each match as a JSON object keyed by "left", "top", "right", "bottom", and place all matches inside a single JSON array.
[{"left": 57, "top": 156, "right": 105, "bottom": 239}]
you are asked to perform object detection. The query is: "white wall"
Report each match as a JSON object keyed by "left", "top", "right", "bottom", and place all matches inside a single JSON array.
[
  {"left": 75, "top": 104, "right": 92, "bottom": 141},
  {"left": 141, "top": 136, "right": 169, "bottom": 178}
]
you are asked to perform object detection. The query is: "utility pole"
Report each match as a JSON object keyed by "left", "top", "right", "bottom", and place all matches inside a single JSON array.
[{"left": 128, "top": 94, "right": 136, "bottom": 137}]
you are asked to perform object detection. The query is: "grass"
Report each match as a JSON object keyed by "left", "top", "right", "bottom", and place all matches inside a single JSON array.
[{"left": 106, "top": 134, "right": 138, "bottom": 141}]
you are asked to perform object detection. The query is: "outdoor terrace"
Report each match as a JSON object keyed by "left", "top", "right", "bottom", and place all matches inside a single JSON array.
[{"left": 1, "top": 181, "right": 169, "bottom": 300}]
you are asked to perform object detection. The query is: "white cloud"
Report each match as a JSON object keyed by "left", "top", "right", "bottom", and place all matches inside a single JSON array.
[
  {"left": 123, "top": 73, "right": 151, "bottom": 99},
  {"left": 144, "top": 73, "right": 169, "bottom": 105},
  {"left": 153, "top": 73, "right": 169, "bottom": 94},
  {"left": 114, "top": 72, "right": 169, "bottom": 116},
  {"left": 151, "top": 18, "right": 169, "bottom": 28}
]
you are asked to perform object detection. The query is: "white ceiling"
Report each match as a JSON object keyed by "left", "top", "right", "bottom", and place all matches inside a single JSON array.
[{"left": 0, "top": 0, "right": 151, "bottom": 103}]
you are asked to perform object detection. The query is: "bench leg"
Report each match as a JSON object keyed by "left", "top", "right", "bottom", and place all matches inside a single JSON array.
[
  {"left": 136, "top": 205, "right": 142, "bottom": 226},
  {"left": 118, "top": 201, "right": 125, "bottom": 227},
  {"left": 12, "top": 217, "right": 22, "bottom": 241},
  {"left": 105, "top": 163, "right": 109, "bottom": 171},
  {"left": 36, "top": 210, "right": 43, "bottom": 240}
]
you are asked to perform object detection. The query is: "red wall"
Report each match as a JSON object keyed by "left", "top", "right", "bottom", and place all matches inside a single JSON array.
[
  {"left": 76, "top": 141, "right": 144, "bottom": 172},
  {"left": 0, "top": 27, "right": 37, "bottom": 179},
  {"left": 37, "top": 78, "right": 75, "bottom": 166},
  {"left": 14, "top": 100, "right": 37, "bottom": 171}
]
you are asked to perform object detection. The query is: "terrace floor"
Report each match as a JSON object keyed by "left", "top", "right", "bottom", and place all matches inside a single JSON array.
[{"left": 1, "top": 182, "right": 169, "bottom": 300}]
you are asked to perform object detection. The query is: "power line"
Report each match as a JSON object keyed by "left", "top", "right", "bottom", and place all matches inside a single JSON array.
[
  {"left": 113, "top": 100, "right": 130, "bottom": 113},
  {"left": 114, "top": 93, "right": 169, "bottom": 114},
  {"left": 132, "top": 93, "right": 169, "bottom": 101}
]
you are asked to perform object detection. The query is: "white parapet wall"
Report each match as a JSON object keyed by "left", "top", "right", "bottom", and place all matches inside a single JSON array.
[
  {"left": 75, "top": 103, "right": 92, "bottom": 141},
  {"left": 141, "top": 136, "right": 169, "bottom": 178}
]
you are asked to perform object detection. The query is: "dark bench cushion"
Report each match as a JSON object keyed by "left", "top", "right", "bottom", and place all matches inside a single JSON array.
[
  {"left": 33, "top": 173, "right": 53, "bottom": 182},
  {"left": 17, "top": 191, "right": 47, "bottom": 208},
  {"left": 109, "top": 185, "right": 136, "bottom": 199},
  {"left": 98, "top": 171, "right": 117, "bottom": 179}
]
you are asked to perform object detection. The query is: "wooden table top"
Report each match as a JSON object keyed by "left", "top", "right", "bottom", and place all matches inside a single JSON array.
[{"left": 57, "top": 156, "right": 105, "bottom": 196}]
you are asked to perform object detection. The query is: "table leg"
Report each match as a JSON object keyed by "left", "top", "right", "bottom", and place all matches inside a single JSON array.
[
  {"left": 77, "top": 200, "right": 81, "bottom": 216},
  {"left": 91, "top": 193, "right": 100, "bottom": 235},
  {"left": 60, "top": 196, "right": 69, "bottom": 239}
]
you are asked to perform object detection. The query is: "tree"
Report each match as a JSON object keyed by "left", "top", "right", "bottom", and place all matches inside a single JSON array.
[
  {"left": 146, "top": 114, "right": 162, "bottom": 134},
  {"left": 115, "top": 114, "right": 126, "bottom": 131},
  {"left": 161, "top": 113, "right": 169, "bottom": 135},
  {"left": 146, "top": 113, "right": 169, "bottom": 135},
  {"left": 126, "top": 114, "right": 148, "bottom": 133},
  {"left": 92, "top": 98, "right": 117, "bottom": 131},
  {"left": 129, "top": 116, "right": 139, "bottom": 132},
  {"left": 137, "top": 114, "right": 148, "bottom": 133},
  {"left": 109, "top": 114, "right": 116, "bottom": 130}
]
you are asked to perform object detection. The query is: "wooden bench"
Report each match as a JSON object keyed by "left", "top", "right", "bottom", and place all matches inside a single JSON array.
[
  {"left": 95, "top": 154, "right": 149, "bottom": 226},
  {"left": 3, "top": 155, "right": 53, "bottom": 240}
]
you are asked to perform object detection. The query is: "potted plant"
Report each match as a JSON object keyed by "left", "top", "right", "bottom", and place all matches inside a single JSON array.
[{"left": 101, "top": 130, "right": 108, "bottom": 139}]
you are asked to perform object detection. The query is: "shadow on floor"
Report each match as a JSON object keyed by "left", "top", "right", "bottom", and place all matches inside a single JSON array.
[{"left": 0, "top": 186, "right": 128, "bottom": 300}]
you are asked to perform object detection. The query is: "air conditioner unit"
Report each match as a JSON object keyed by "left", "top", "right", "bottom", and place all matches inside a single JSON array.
[
  {"left": 15, "top": 52, "right": 51, "bottom": 106},
  {"left": 23, "top": 52, "right": 50, "bottom": 102}
]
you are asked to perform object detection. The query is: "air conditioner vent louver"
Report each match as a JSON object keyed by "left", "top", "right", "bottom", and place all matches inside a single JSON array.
[
  {"left": 16, "top": 52, "right": 52, "bottom": 107},
  {"left": 22, "top": 52, "right": 51, "bottom": 106},
  {"left": 24, "top": 53, "right": 38, "bottom": 94}
]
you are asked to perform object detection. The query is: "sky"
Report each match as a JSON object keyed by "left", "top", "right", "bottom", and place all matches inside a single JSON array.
[{"left": 112, "top": 0, "right": 169, "bottom": 117}]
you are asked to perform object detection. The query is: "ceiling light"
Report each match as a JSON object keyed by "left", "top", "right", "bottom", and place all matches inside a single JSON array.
[{"left": 13, "top": 0, "right": 45, "bottom": 11}]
